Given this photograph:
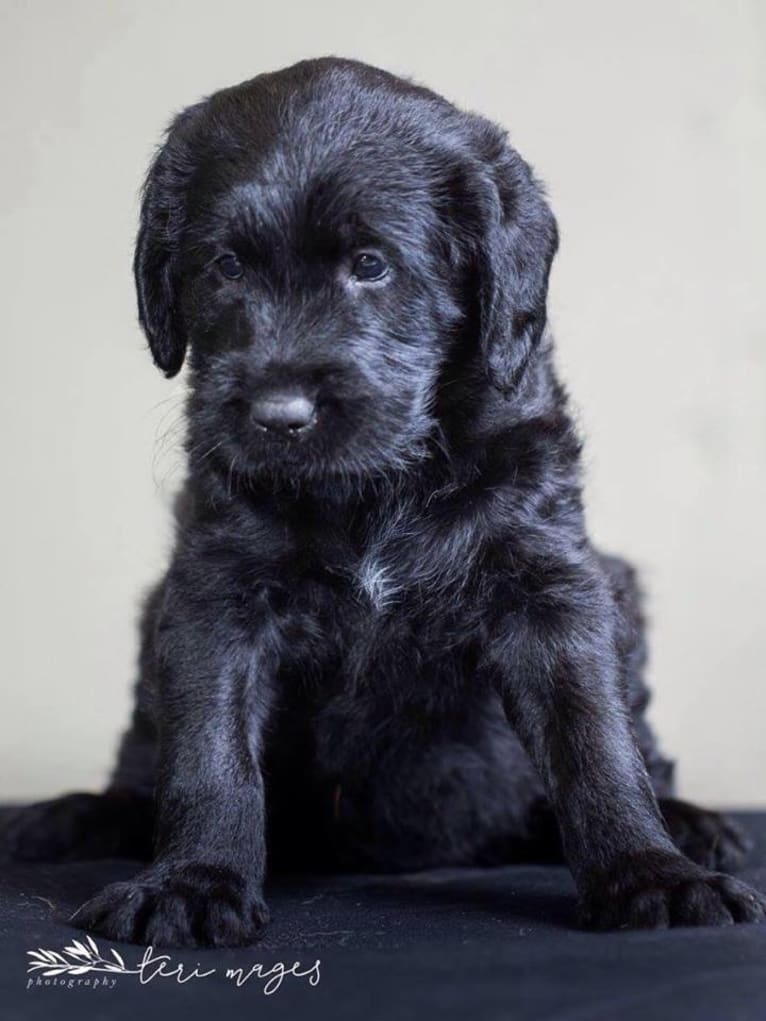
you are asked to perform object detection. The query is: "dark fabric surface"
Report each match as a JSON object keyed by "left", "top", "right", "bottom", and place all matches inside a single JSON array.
[{"left": 1, "top": 812, "right": 764, "bottom": 1021}]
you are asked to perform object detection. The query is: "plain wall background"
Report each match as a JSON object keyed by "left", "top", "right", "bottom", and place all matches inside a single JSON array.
[{"left": 1, "top": 0, "right": 764, "bottom": 804}]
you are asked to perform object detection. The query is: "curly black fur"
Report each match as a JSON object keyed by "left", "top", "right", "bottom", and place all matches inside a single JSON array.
[{"left": 3, "top": 58, "right": 763, "bottom": 946}]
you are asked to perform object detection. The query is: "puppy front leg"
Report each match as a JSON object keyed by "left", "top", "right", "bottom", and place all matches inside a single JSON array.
[
  {"left": 73, "top": 584, "right": 277, "bottom": 948},
  {"left": 493, "top": 559, "right": 766, "bottom": 929}
]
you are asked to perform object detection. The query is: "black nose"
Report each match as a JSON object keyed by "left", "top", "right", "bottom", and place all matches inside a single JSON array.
[{"left": 250, "top": 392, "right": 317, "bottom": 433}]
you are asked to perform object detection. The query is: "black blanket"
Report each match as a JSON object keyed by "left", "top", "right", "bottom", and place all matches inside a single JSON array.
[{"left": 2, "top": 812, "right": 764, "bottom": 1020}]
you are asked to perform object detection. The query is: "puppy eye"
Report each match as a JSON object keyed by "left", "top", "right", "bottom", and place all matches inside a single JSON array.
[
  {"left": 351, "top": 252, "right": 388, "bottom": 282},
  {"left": 217, "top": 254, "right": 244, "bottom": 280}
]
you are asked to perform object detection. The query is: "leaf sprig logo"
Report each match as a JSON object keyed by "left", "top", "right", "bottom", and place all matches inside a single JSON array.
[{"left": 28, "top": 936, "right": 131, "bottom": 978}]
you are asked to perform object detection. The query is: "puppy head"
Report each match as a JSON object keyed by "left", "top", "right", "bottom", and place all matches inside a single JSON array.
[{"left": 134, "top": 58, "right": 557, "bottom": 485}]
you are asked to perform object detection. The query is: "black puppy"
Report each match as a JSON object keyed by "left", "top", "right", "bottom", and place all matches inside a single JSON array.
[{"left": 3, "top": 57, "right": 764, "bottom": 947}]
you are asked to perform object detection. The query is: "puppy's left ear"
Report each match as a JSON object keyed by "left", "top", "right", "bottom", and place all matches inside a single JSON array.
[
  {"left": 134, "top": 104, "right": 203, "bottom": 378},
  {"left": 470, "top": 123, "right": 559, "bottom": 393}
]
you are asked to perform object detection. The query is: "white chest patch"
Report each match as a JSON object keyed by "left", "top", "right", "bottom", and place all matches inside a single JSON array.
[{"left": 358, "top": 557, "right": 400, "bottom": 612}]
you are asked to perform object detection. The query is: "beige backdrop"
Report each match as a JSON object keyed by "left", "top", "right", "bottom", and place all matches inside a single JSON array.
[{"left": 1, "top": 0, "right": 764, "bottom": 805}]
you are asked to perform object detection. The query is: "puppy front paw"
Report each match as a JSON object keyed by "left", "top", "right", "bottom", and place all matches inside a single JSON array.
[
  {"left": 581, "top": 849, "right": 766, "bottom": 930},
  {"left": 71, "top": 862, "right": 269, "bottom": 948}
]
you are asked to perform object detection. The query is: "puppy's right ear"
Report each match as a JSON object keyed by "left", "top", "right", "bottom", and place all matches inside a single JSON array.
[
  {"left": 475, "top": 132, "right": 558, "bottom": 395},
  {"left": 134, "top": 104, "right": 203, "bottom": 377}
]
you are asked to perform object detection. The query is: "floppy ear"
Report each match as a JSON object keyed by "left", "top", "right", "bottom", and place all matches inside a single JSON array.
[
  {"left": 471, "top": 125, "right": 559, "bottom": 393},
  {"left": 134, "top": 104, "right": 203, "bottom": 377}
]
